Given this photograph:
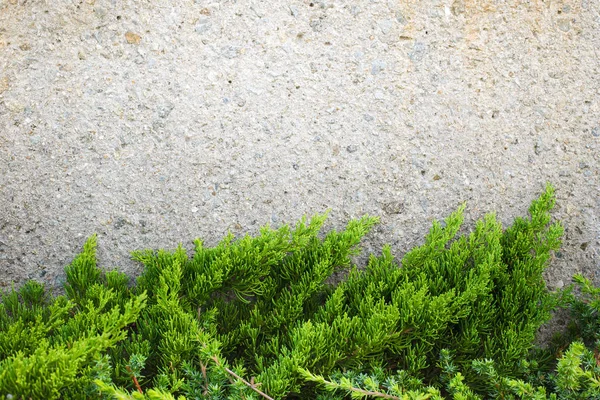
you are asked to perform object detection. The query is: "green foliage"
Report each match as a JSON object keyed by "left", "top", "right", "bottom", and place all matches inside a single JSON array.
[
  {"left": 0, "top": 184, "right": 599, "bottom": 399},
  {"left": 298, "top": 366, "right": 443, "bottom": 399},
  {"left": 566, "top": 274, "right": 600, "bottom": 345}
]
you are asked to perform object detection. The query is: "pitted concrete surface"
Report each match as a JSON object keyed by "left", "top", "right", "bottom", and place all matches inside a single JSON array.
[{"left": 0, "top": 0, "right": 598, "bottom": 292}]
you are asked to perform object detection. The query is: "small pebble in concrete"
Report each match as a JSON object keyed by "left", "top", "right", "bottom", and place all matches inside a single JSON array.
[
  {"left": 346, "top": 145, "right": 358, "bottom": 153},
  {"left": 377, "top": 19, "right": 393, "bottom": 34},
  {"left": 310, "top": 18, "right": 324, "bottom": 32},
  {"left": 371, "top": 60, "right": 386, "bottom": 75},
  {"left": 125, "top": 32, "right": 141, "bottom": 44},
  {"left": 221, "top": 46, "right": 240, "bottom": 59},
  {"left": 195, "top": 19, "right": 211, "bottom": 34},
  {"left": 158, "top": 104, "right": 174, "bottom": 119},
  {"left": 114, "top": 217, "right": 128, "bottom": 229},
  {"left": 383, "top": 201, "right": 405, "bottom": 214},
  {"left": 409, "top": 42, "right": 426, "bottom": 62},
  {"left": 451, "top": 0, "right": 465, "bottom": 16},
  {"left": 557, "top": 18, "right": 571, "bottom": 32},
  {"left": 395, "top": 11, "right": 406, "bottom": 23}
]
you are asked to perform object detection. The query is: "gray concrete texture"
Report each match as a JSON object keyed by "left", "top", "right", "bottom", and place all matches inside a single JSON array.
[{"left": 0, "top": 0, "right": 598, "bottom": 292}]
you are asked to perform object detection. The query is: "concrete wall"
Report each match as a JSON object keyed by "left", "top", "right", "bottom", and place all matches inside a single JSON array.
[{"left": 0, "top": 0, "right": 598, "bottom": 291}]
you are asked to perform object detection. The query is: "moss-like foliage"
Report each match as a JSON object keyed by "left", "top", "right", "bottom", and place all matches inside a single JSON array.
[{"left": 1, "top": 184, "right": 599, "bottom": 399}]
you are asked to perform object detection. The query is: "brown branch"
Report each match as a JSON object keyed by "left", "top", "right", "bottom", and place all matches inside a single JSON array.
[
  {"left": 125, "top": 365, "right": 143, "bottom": 394},
  {"left": 211, "top": 356, "right": 274, "bottom": 400},
  {"left": 200, "top": 360, "right": 209, "bottom": 396}
]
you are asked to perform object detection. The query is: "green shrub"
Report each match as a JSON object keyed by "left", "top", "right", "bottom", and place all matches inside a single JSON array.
[{"left": 0, "top": 184, "right": 598, "bottom": 399}]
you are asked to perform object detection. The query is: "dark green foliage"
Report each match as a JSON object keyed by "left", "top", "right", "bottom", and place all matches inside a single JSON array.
[
  {"left": 566, "top": 274, "right": 600, "bottom": 346},
  {"left": 0, "top": 184, "right": 599, "bottom": 399}
]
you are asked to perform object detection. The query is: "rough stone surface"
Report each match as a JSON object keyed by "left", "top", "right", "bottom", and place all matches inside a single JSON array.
[{"left": 0, "top": 1, "right": 598, "bottom": 297}]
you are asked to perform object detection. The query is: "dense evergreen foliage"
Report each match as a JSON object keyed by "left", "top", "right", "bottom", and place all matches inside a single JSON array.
[{"left": 1, "top": 184, "right": 599, "bottom": 399}]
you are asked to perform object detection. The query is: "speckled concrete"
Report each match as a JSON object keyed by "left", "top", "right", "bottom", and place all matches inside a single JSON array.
[{"left": 0, "top": 0, "right": 598, "bottom": 293}]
